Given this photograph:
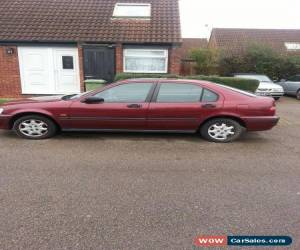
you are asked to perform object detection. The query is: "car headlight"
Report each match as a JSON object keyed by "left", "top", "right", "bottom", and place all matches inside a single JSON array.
[{"left": 0, "top": 108, "right": 4, "bottom": 114}]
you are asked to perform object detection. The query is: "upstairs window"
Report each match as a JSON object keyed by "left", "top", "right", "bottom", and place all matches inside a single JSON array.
[{"left": 113, "top": 3, "right": 151, "bottom": 18}]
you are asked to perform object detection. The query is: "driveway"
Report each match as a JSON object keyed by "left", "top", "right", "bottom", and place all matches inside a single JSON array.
[{"left": 0, "top": 97, "right": 299, "bottom": 249}]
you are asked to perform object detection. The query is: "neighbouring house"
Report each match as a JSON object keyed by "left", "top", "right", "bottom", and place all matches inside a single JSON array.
[
  {"left": 209, "top": 28, "right": 300, "bottom": 56},
  {"left": 0, "top": 0, "right": 181, "bottom": 98},
  {"left": 179, "top": 38, "right": 208, "bottom": 75}
]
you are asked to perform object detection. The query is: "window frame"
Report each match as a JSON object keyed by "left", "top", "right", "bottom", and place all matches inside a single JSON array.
[
  {"left": 113, "top": 3, "right": 151, "bottom": 18},
  {"left": 92, "top": 82, "right": 156, "bottom": 103},
  {"left": 151, "top": 82, "right": 220, "bottom": 103},
  {"left": 123, "top": 48, "right": 168, "bottom": 74}
]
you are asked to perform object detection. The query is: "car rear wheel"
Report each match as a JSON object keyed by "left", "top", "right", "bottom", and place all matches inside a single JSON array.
[
  {"left": 297, "top": 90, "right": 300, "bottom": 100},
  {"left": 200, "top": 118, "right": 245, "bottom": 143},
  {"left": 13, "top": 115, "right": 57, "bottom": 139}
]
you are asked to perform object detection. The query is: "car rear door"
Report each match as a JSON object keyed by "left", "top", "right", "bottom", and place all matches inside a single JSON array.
[
  {"left": 147, "top": 82, "right": 222, "bottom": 131},
  {"left": 67, "top": 82, "right": 155, "bottom": 130}
]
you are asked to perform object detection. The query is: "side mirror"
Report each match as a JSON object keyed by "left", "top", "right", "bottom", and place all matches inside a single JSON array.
[{"left": 82, "top": 96, "right": 104, "bottom": 104}]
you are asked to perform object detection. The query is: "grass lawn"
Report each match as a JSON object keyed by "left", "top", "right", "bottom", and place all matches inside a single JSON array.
[{"left": 0, "top": 99, "right": 12, "bottom": 104}]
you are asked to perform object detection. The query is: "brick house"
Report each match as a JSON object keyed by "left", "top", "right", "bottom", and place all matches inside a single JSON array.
[
  {"left": 0, "top": 0, "right": 181, "bottom": 98},
  {"left": 209, "top": 28, "right": 300, "bottom": 56}
]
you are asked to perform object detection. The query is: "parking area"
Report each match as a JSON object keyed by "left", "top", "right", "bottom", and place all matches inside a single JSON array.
[{"left": 0, "top": 96, "right": 299, "bottom": 249}]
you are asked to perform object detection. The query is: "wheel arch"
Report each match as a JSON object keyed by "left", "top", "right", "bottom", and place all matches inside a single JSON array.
[
  {"left": 9, "top": 112, "right": 61, "bottom": 130},
  {"left": 198, "top": 115, "right": 247, "bottom": 132}
]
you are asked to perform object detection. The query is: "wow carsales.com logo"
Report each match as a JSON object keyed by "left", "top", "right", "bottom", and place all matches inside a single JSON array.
[{"left": 194, "top": 235, "right": 292, "bottom": 247}]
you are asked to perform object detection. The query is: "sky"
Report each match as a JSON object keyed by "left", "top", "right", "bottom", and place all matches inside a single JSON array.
[{"left": 179, "top": 0, "right": 300, "bottom": 38}]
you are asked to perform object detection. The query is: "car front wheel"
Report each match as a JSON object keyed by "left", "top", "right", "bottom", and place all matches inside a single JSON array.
[
  {"left": 13, "top": 115, "right": 57, "bottom": 139},
  {"left": 200, "top": 118, "right": 245, "bottom": 143}
]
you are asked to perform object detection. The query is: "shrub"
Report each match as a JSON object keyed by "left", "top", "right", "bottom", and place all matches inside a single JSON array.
[
  {"left": 114, "top": 73, "right": 180, "bottom": 81},
  {"left": 189, "top": 48, "right": 219, "bottom": 75},
  {"left": 114, "top": 73, "right": 259, "bottom": 92},
  {"left": 186, "top": 75, "right": 259, "bottom": 92}
]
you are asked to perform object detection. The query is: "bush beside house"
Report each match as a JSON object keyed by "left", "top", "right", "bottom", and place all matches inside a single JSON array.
[
  {"left": 190, "top": 44, "right": 300, "bottom": 81},
  {"left": 114, "top": 73, "right": 259, "bottom": 92}
]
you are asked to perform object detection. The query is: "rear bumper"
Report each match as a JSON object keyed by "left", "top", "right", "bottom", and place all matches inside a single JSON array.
[
  {"left": 242, "top": 116, "right": 280, "bottom": 131},
  {"left": 0, "top": 115, "right": 12, "bottom": 129}
]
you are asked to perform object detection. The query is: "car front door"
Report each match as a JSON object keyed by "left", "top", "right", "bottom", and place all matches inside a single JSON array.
[
  {"left": 147, "top": 82, "right": 222, "bottom": 131},
  {"left": 67, "top": 82, "right": 155, "bottom": 130}
]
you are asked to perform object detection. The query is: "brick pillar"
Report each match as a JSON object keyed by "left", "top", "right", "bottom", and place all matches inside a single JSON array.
[
  {"left": 115, "top": 43, "right": 123, "bottom": 74},
  {"left": 0, "top": 46, "right": 22, "bottom": 98},
  {"left": 77, "top": 45, "right": 85, "bottom": 92},
  {"left": 168, "top": 45, "right": 181, "bottom": 75}
]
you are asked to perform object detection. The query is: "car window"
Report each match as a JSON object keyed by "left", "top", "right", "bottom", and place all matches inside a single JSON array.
[
  {"left": 156, "top": 83, "right": 203, "bottom": 103},
  {"left": 288, "top": 75, "right": 300, "bottom": 82},
  {"left": 94, "top": 83, "right": 153, "bottom": 103},
  {"left": 202, "top": 89, "right": 219, "bottom": 102}
]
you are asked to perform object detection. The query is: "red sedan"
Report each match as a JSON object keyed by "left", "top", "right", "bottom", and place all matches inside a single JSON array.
[{"left": 0, "top": 79, "right": 279, "bottom": 142}]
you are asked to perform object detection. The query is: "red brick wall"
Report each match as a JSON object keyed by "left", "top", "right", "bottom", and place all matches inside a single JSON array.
[
  {"left": 169, "top": 46, "right": 181, "bottom": 75},
  {"left": 0, "top": 46, "right": 22, "bottom": 98},
  {"left": 77, "top": 45, "right": 85, "bottom": 92},
  {"left": 116, "top": 43, "right": 123, "bottom": 74}
]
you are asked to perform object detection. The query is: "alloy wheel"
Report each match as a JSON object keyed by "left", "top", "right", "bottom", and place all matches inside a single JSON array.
[
  {"left": 208, "top": 123, "right": 235, "bottom": 141},
  {"left": 18, "top": 119, "right": 48, "bottom": 138}
]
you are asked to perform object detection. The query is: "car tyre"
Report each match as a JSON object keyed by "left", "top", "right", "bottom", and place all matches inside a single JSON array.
[
  {"left": 200, "top": 118, "right": 245, "bottom": 143},
  {"left": 13, "top": 115, "right": 57, "bottom": 139},
  {"left": 297, "top": 90, "right": 300, "bottom": 100}
]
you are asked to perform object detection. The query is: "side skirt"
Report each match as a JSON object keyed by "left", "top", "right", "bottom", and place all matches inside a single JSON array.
[{"left": 62, "top": 128, "right": 196, "bottom": 134}]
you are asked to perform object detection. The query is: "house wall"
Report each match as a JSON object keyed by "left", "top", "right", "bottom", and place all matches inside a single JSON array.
[
  {"left": 77, "top": 45, "right": 86, "bottom": 92},
  {"left": 0, "top": 46, "right": 22, "bottom": 98},
  {"left": 0, "top": 43, "right": 181, "bottom": 98}
]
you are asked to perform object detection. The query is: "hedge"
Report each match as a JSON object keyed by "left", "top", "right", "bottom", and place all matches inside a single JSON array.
[{"left": 114, "top": 73, "right": 259, "bottom": 92}]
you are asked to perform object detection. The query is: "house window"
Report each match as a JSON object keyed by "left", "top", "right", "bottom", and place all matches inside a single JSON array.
[
  {"left": 285, "top": 42, "right": 300, "bottom": 51},
  {"left": 124, "top": 49, "right": 168, "bottom": 73},
  {"left": 62, "top": 56, "right": 74, "bottom": 69},
  {"left": 113, "top": 3, "right": 151, "bottom": 18}
]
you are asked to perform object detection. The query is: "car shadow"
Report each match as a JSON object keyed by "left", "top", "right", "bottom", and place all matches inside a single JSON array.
[{"left": 0, "top": 130, "right": 271, "bottom": 144}]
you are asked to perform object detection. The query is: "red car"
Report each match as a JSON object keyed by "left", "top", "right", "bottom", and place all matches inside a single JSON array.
[{"left": 0, "top": 79, "right": 279, "bottom": 142}]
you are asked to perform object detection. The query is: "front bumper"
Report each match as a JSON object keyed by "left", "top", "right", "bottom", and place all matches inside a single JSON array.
[
  {"left": 0, "top": 115, "right": 12, "bottom": 129},
  {"left": 255, "top": 91, "right": 284, "bottom": 98},
  {"left": 242, "top": 116, "right": 280, "bottom": 131}
]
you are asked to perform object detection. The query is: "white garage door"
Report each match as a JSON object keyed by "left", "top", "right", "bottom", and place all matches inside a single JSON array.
[{"left": 18, "top": 47, "right": 80, "bottom": 95}]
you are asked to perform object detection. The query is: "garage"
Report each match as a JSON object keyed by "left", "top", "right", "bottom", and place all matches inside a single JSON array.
[{"left": 18, "top": 46, "right": 80, "bottom": 95}]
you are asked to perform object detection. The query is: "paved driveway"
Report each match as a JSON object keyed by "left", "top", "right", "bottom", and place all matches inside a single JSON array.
[{"left": 0, "top": 97, "right": 299, "bottom": 249}]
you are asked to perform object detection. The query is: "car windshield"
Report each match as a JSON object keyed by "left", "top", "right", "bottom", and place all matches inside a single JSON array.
[
  {"left": 216, "top": 84, "right": 257, "bottom": 97},
  {"left": 235, "top": 74, "right": 272, "bottom": 82}
]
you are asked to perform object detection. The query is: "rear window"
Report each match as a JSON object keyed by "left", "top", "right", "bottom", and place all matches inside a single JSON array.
[
  {"left": 202, "top": 89, "right": 219, "bottom": 102},
  {"left": 216, "top": 84, "right": 257, "bottom": 97}
]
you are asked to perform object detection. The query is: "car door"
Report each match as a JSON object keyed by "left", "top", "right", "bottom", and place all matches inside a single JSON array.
[
  {"left": 286, "top": 75, "right": 300, "bottom": 96},
  {"left": 147, "top": 82, "right": 222, "bottom": 131},
  {"left": 68, "top": 82, "right": 155, "bottom": 130}
]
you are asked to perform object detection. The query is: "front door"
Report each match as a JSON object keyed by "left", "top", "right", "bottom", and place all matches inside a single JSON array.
[
  {"left": 83, "top": 46, "right": 115, "bottom": 82},
  {"left": 18, "top": 46, "right": 80, "bottom": 94},
  {"left": 54, "top": 48, "right": 81, "bottom": 94},
  {"left": 68, "top": 82, "right": 155, "bottom": 130}
]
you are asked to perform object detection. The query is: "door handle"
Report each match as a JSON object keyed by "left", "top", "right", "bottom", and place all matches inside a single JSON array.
[
  {"left": 202, "top": 103, "right": 216, "bottom": 108},
  {"left": 127, "top": 104, "right": 142, "bottom": 108}
]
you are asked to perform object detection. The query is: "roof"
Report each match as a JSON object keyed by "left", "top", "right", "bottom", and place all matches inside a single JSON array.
[
  {"left": 0, "top": 0, "right": 181, "bottom": 44},
  {"left": 210, "top": 28, "right": 300, "bottom": 55},
  {"left": 179, "top": 38, "right": 208, "bottom": 60}
]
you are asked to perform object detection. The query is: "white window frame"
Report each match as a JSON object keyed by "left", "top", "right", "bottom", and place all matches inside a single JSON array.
[
  {"left": 113, "top": 3, "right": 151, "bottom": 18},
  {"left": 123, "top": 49, "right": 169, "bottom": 73},
  {"left": 285, "top": 42, "right": 300, "bottom": 51}
]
